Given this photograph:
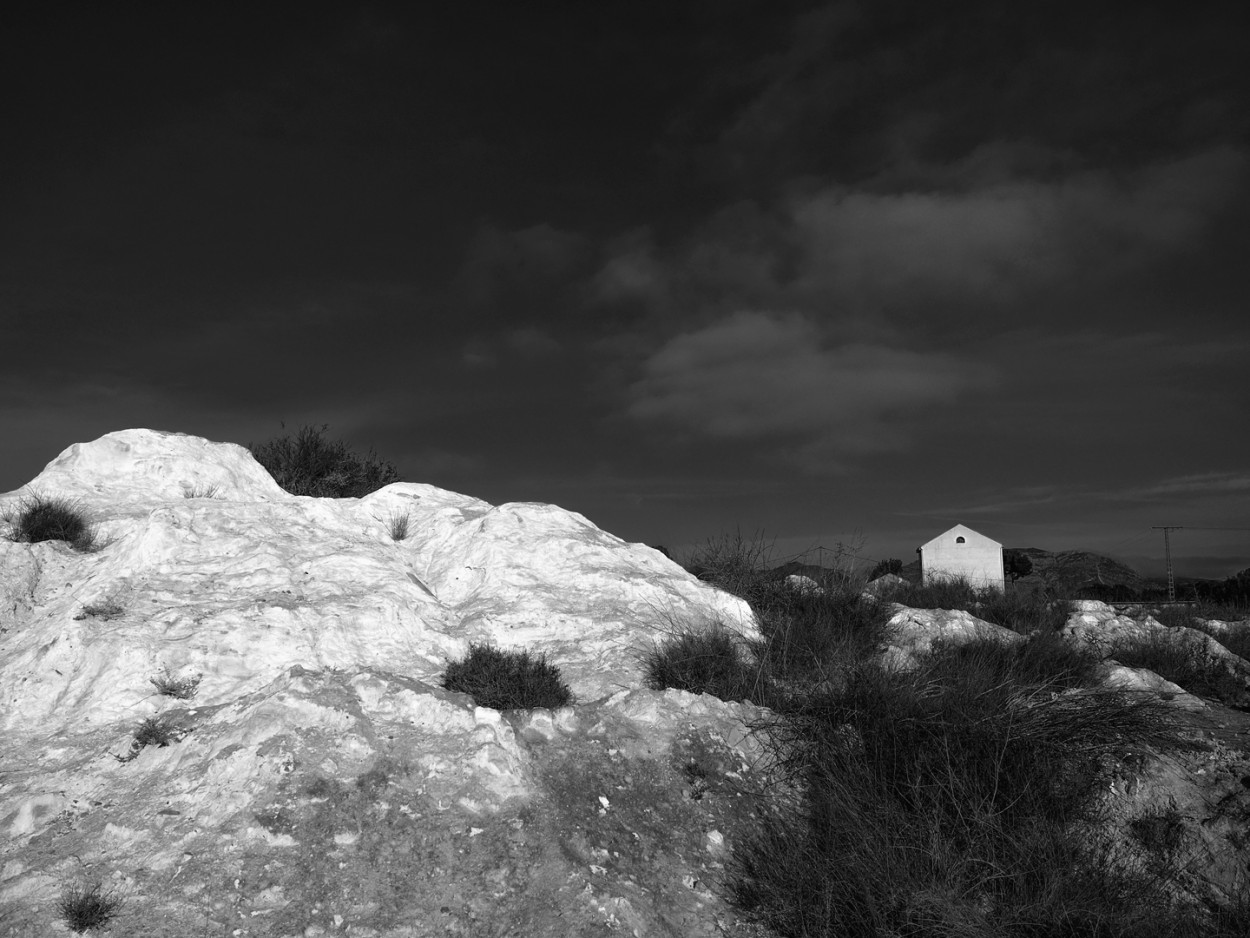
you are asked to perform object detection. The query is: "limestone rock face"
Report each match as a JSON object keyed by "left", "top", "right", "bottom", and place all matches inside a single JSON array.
[{"left": 0, "top": 430, "right": 770, "bottom": 938}]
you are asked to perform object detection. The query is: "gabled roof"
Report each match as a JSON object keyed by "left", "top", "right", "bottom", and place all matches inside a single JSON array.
[{"left": 918, "top": 523, "right": 1001, "bottom": 551}]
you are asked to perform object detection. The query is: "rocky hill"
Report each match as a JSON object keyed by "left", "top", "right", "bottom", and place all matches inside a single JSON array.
[{"left": 0, "top": 430, "right": 770, "bottom": 937}]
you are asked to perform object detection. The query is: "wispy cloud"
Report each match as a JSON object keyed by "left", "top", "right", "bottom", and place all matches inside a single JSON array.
[
  {"left": 1113, "top": 472, "right": 1250, "bottom": 500},
  {"left": 626, "top": 310, "right": 990, "bottom": 464}
]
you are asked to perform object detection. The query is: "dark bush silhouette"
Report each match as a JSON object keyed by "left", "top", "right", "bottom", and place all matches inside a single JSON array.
[
  {"left": 250, "top": 423, "right": 401, "bottom": 498},
  {"left": 442, "top": 643, "right": 572, "bottom": 710},
  {"left": 133, "top": 716, "right": 175, "bottom": 750},
  {"left": 7, "top": 494, "right": 95, "bottom": 551},
  {"left": 643, "top": 627, "right": 764, "bottom": 704},
  {"left": 58, "top": 882, "right": 121, "bottom": 932}
]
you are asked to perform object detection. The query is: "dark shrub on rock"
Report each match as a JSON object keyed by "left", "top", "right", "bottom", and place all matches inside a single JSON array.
[{"left": 442, "top": 643, "right": 572, "bottom": 711}]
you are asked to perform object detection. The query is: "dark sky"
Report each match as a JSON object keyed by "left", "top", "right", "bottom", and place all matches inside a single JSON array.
[{"left": 3, "top": 2, "right": 1247, "bottom": 578}]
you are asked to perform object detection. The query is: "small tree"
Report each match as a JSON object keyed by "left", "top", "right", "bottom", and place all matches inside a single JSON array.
[{"left": 1004, "top": 549, "right": 1034, "bottom": 582}]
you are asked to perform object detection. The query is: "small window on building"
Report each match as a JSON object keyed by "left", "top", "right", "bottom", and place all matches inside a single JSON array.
[{"left": 955, "top": 536, "right": 966, "bottom": 544}]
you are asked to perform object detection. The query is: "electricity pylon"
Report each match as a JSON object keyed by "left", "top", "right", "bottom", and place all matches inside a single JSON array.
[{"left": 1152, "top": 526, "right": 1183, "bottom": 602}]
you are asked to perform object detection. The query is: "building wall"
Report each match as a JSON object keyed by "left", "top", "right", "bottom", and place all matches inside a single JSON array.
[{"left": 920, "top": 525, "right": 1005, "bottom": 591}]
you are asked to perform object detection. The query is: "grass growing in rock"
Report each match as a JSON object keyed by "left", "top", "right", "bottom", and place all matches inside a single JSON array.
[
  {"left": 442, "top": 643, "right": 572, "bottom": 711},
  {"left": 150, "top": 672, "right": 201, "bottom": 699},
  {"left": 1145, "top": 603, "right": 1250, "bottom": 663},
  {"left": 387, "top": 510, "right": 410, "bottom": 541},
  {"left": 1107, "top": 629, "right": 1247, "bottom": 706},
  {"left": 75, "top": 600, "right": 125, "bottom": 621},
  {"left": 643, "top": 627, "right": 762, "bottom": 704},
  {"left": 58, "top": 882, "right": 121, "bottom": 932},
  {"left": 890, "top": 575, "right": 1073, "bottom": 634},
  {"left": 124, "top": 716, "right": 177, "bottom": 757},
  {"left": 250, "top": 423, "right": 401, "bottom": 498},
  {"left": 665, "top": 534, "right": 1243, "bottom": 937},
  {"left": 5, "top": 493, "right": 97, "bottom": 552}
]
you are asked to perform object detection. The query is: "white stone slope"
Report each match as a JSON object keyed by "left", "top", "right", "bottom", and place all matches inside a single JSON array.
[{"left": 0, "top": 430, "right": 769, "bottom": 938}]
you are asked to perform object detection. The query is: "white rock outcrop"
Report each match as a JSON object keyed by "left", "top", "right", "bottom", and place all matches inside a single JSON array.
[
  {"left": 1062, "top": 600, "right": 1250, "bottom": 707},
  {"left": 0, "top": 430, "right": 771, "bottom": 937},
  {"left": 880, "top": 604, "right": 1023, "bottom": 671}
]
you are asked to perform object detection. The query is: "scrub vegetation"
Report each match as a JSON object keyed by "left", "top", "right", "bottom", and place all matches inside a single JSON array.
[
  {"left": 4, "top": 493, "right": 98, "bottom": 552},
  {"left": 150, "top": 671, "right": 201, "bottom": 700},
  {"left": 888, "top": 575, "right": 1074, "bottom": 634},
  {"left": 643, "top": 536, "right": 1250, "bottom": 937},
  {"left": 58, "top": 882, "right": 121, "bottom": 932},
  {"left": 441, "top": 642, "right": 573, "bottom": 711},
  {"left": 1106, "top": 629, "right": 1247, "bottom": 707},
  {"left": 250, "top": 423, "right": 401, "bottom": 498}
]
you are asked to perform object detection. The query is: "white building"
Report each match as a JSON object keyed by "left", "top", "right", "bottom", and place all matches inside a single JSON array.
[{"left": 917, "top": 523, "right": 1005, "bottom": 591}]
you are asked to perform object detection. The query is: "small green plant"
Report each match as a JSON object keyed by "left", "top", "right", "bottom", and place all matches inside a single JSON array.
[
  {"left": 133, "top": 716, "right": 176, "bottom": 750},
  {"left": 249, "top": 423, "right": 401, "bottom": 498},
  {"left": 150, "top": 672, "right": 201, "bottom": 699},
  {"left": 643, "top": 626, "right": 765, "bottom": 704},
  {"left": 75, "top": 600, "right": 125, "bottom": 621},
  {"left": 6, "top": 493, "right": 96, "bottom": 551},
  {"left": 387, "top": 510, "right": 411, "bottom": 541},
  {"left": 442, "top": 643, "right": 573, "bottom": 710},
  {"left": 58, "top": 882, "right": 121, "bottom": 932},
  {"left": 182, "top": 483, "right": 222, "bottom": 499}
]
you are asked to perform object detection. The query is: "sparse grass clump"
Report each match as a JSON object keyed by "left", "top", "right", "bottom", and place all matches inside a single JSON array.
[
  {"left": 643, "top": 627, "right": 764, "bottom": 704},
  {"left": 1108, "top": 629, "right": 1246, "bottom": 705},
  {"left": 150, "top": 672, "right": 201, "bottom": 699},
  {"left": 442, "top": 643, "right": 572, "bottom": 711},
  {"left": 58, "top": 882, "right": 121, "bottom": 932},
  {"left": 387, "top": 510, "right": 410, "bottom": 541},
  {"left": 1148, "top": 604, "right": 1250, "bottom": 663},
  {"left": 182, "top": 482, "right": 222, "bottom": 499},
  {"left": 940, "top": 629, "right": 1103, "bottom": 691},
  {"left": 1206, "top": 625, "right": 1250, "bottom": 664},
  {"left": 977, "top": 588, "right": 1073, "bottom": 634},
  {"left": 132, "top": 716, "right": 176, "bottom": 750},
  {"left": 75, "top": 600, "right": 125, "bottom": 621},
  {"left": 753, "top": 587, "right": 890, "bottom": 687},
  {"left": 891, "top": 575, "right": 981, "bottom": 613},
  {"left": 683, "top": 530, "right": 781, "bottom": 609},
  {"left": 682, "top": 532, "right": 886, "bottom": 690},
  {"left": 250, "top": 423, "right": 401, "bottom": 498},
  {"left": 890, "top": 576, "right": 1073, "bottom": 634},
  {"left": 5, "top": 493, "right": 96, "bottom": 551}
]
